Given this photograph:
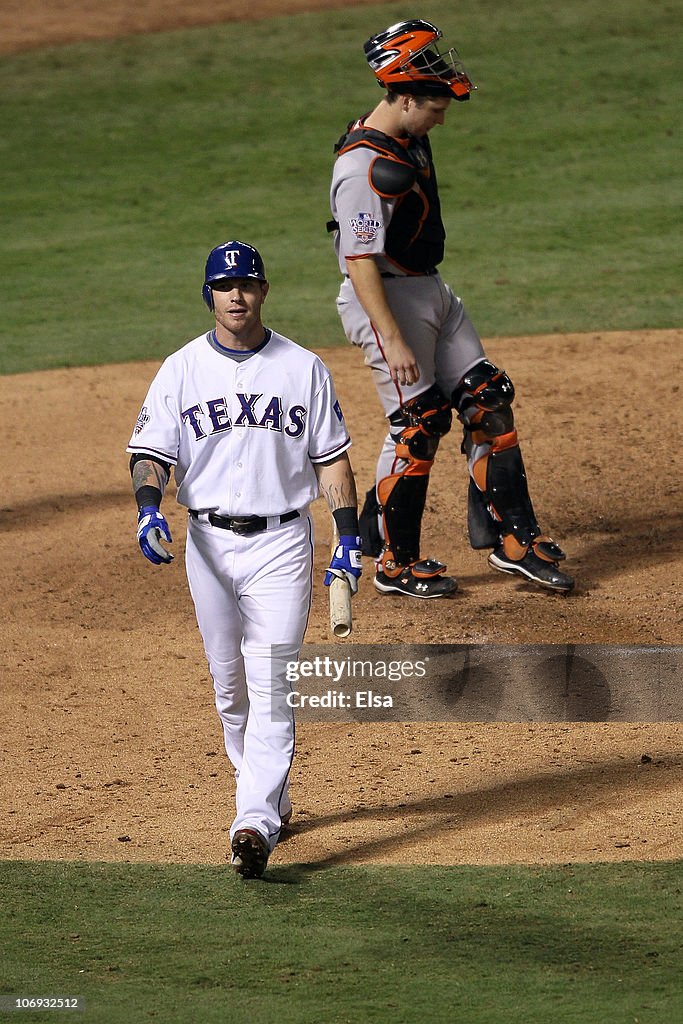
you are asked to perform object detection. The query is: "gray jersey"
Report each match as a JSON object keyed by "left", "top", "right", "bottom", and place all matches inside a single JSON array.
[
  {"left": 329, "top": 120, "right": 484, "bottom": 416},
  {"left": 331, "top": 141, "right": 402, "bottom": 276}
]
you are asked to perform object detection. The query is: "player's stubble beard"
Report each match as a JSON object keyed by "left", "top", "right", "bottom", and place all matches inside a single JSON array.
[{"left": 213, "top": 283, "right": 269, "bottom": 350}]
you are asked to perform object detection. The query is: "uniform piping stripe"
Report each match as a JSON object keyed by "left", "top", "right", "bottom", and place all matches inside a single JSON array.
[
  {"left": 310, "top": 436, "right": 352, "bottom": 462},
  {"left": 270, "top": 514, "right": 315, "bottom": 840},
  {"left": 371, "top": 321, "right": 404, "bottom": 406},
  {"left": 273, "top": 713, "right": 295, "bottom": 840},
  {"left": 126, "top": 445, "right": 178, "bottom": 465}
]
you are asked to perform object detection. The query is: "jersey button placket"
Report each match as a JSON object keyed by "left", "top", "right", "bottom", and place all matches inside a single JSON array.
[{"left": 230, "top": 380, "right": 247, "bottom": 508}]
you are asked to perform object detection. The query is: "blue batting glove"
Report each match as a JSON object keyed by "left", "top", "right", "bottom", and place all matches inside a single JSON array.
[
  {"left": 324, "top": 534, "right": 363, "bottom": 594},
  {"left": 137, "top": 506, "right": 174, "bottom": 565}
]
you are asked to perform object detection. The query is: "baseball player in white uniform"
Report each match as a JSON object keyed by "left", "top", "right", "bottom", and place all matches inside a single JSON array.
[
  {"left": 127, "top": 241, "right": 362, "bottom": 879},
  {"left": 329, "top": 19, "right": 573, "bottom": 598}
]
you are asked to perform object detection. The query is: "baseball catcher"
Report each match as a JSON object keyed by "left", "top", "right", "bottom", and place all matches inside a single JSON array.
[{"left": 328, "top": 18, "right": 574, "bottom": 596}]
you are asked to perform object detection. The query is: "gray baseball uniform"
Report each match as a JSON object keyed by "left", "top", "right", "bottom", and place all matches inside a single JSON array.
[
  {"left": 328, "top": 108, "right": 573, "bottom": 596},
  {"left": 331, "top": 118, "right": 485, "bottom": 419}
]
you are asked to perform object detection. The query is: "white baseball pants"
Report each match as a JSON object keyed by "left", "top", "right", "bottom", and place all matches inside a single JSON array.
[{"left": 185, "top": 513, "right": 313, "bottom": 853}]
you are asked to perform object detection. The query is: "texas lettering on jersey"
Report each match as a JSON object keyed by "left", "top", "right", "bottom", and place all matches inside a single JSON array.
[
  {"left": 181, "top": 393, "right": 307, "bottom": 440},
  {"left": 127, "top": 330, "right": 351, "bottom": 517}
]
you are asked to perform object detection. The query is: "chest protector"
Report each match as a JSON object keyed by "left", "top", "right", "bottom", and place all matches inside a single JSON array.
[{"left": 334, "top": 122, "right": 445, "bottom": 274}]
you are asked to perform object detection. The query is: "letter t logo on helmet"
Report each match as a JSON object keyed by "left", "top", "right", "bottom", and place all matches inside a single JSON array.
[
  {"left": 202, "top": 240, "right": 267, "bottom": 310},
  {"left": 363, "top": 19, "right": 475, "bottom": 101}
]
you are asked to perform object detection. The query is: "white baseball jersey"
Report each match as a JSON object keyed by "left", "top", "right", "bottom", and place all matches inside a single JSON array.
[
  {"left": 128, "top": 324, "right": 352, "bottom": 853},
  {"left": 127, "top": 328, "right": 351, "bottom": 515}
]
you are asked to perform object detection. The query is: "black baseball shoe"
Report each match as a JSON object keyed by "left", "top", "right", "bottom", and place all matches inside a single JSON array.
[
  {"left": 374, "top": 559, "right": 458, "bottom": 599},
  {"left": 488, "top": 546, "right": 574, "bottom": 593},
  {"left": 231, "top": 829, "right": 269, "bottom": 879}
]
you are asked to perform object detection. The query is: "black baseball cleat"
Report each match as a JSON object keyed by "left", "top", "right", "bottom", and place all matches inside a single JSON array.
[
  {"left": 488, "top": 546, "right": 574, "bottom": 593},
  {"left": 231, "top": 829, "right": 269, "bottom": 879},
  {"left": 374, "top": 559, "right": 458, "bottom": 599}
]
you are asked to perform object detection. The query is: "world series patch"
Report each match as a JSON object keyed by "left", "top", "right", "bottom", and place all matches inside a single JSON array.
[
  {"left": 134, "top": 405, "right": 151, "bottom": 435},
  {"left": 349, "top": 212, "right": 382, "bottom": 243}
]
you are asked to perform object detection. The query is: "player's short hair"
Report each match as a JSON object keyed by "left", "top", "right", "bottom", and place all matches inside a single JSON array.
[{"left": 385, "top": 90, "right": 431, "bottom": 106}]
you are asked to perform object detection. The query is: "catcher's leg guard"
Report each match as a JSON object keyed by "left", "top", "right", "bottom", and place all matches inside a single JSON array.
[
  {"left": 453, "top": 360, "right": 573, "bottom": 593},
  {"left": 358, "top": 484, "right": 383, "bottom": 558},
  {"left": 373, "top": 387, "right": 458, "bottom": 598}
]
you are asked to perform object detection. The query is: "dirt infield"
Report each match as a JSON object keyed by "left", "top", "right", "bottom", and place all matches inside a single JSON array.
[
  {"left": 1, "top": 3, "right": 681, "bottom": 869},
  {"left": 0, "top": 0, "right": 368, "bottom": 54},
  {"left": 1, "top": 333, "right": 681, "bottom": 868}
]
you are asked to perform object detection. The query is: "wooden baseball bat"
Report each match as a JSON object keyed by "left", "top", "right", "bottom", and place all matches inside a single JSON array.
[{"left": 329, "top": 526, "right": 353, "bottom": 638}]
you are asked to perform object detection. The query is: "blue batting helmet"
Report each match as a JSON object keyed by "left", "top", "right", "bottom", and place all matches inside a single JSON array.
[{"left": 202, "top": 240, "right": 267, "bottom": 310}]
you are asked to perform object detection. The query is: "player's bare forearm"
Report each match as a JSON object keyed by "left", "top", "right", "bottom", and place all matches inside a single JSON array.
[
  {"left": 315, "top": 453, "right": 358, "bottom": 514},
  {"left": 130, "top": 458, "right": 169, "bottom": 496},
  {"left": 345, "top": 256, "right": 420, "bottom": 385},
  {"left": 130, "top": 457, "right": 171, "bottom": 513}
]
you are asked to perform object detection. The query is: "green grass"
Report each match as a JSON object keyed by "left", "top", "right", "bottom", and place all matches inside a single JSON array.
[
  {"left": 1, "top": 861, "right": 681, "bottom": 1022},
  {"left": 0, "top": 0, "right": 681, "bottom": 372}
]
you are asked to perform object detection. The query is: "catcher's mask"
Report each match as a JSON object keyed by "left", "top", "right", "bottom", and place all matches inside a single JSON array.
[
  {"left": 202, "top": 240, "right": 267, "bottom": 310},
  {"left": 363, "top": 19, "right": 475, "bottom": 101}
]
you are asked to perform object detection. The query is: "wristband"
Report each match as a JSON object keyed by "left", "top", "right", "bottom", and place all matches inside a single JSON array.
[
  {"left": 332, "top": 506, "right": 359, "bottom": 536},
  {"left": 135, "top": 485, "right": 162, "bottom": 512}
]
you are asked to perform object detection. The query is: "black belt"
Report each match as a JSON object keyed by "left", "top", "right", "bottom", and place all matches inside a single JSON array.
[
  {"left": 189, "top": 509, "right": 299, "bottom": 535},
  {"left": 343, "top": 269, "right": 438, "bottom": 279},
  {"left": 382, "top": 268, "right": 438, "bottom": 278}
]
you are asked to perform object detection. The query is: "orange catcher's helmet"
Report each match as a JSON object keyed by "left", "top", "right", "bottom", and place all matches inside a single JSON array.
[{"left": 363, "top": 19, "right": 475, "bottom": 101}]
